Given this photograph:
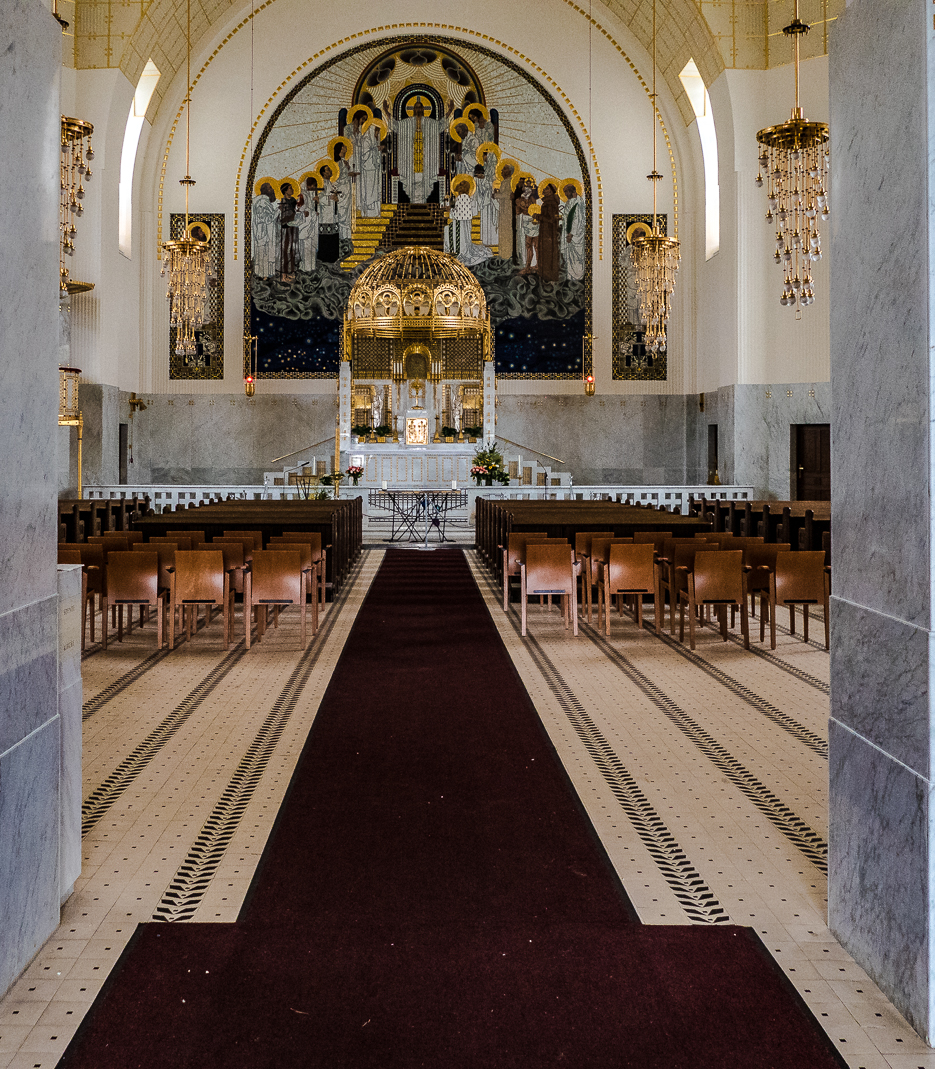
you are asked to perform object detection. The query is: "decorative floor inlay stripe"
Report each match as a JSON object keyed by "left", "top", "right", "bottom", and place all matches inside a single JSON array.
[
  {"left": 82, "top": 647, "right": 171, "bottom": 721},
  {"left": 580, "top": 622, "right": 829, "bottom": 874},
  {"left": 152, "top": 555, "right": 369, "bottom": 922},
  {"left": 719, "top": 630, "right": 829, "bottom": 694},
  {"left": 651, "top": 628, "right": 829, "bottom": 754},
  {"left": 471, "top": 562, "right": 728, "bottom": 924},
  {"left": 81, "top": 642, "right": 247, "bottom": 836}
]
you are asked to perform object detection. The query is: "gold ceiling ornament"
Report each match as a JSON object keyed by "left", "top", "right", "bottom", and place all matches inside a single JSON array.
[
  {"left": 60, "top": 117, "right": 94, "bottom": 295},
  {"left": 160, "top": 0, "right": 211, "bottom": 361},
  {"left": 755, "top": 0, "right": 829, "bottom": 310},
  {"left": 630, "top": 0, "right": 680, "bottom": 358}
]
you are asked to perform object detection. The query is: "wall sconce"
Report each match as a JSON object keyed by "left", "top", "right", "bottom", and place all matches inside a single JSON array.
[
  {"left": 584, "top": 375, "right": 595, "bottom": 397},
  {"left": 244, "top": 333, "right": 257, "bottom": 396}
]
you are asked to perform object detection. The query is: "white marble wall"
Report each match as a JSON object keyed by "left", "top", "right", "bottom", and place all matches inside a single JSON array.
[
  {"left": 0, "top": 0, "right": 66, "bottom": 997},
  {"left": 57, "top": 566, "right": 82, "bottom": 903},
  {"left": 828, "top": 0, "right": 935, "bottom": 1041}
]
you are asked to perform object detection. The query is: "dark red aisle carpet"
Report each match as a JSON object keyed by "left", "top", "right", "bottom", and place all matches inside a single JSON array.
[{"left": 59, "top": 549, "right": 846, "bottom": 1069}]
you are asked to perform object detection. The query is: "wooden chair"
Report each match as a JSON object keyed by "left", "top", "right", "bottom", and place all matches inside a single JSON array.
[
  {"left": 132, "top": 541, "right": 177, "bottom": 594},
  {"left": 744, "top": 542, "right": 790, "bottom": 619},
  {"left": 520, "top": 543, "right": 578, "bottom": 637},
  {"left": 168, "top": 549, "right": 233, "bottom": 650},
  {"left": 678, "top": 550, "right": 749, "bottom": 650},
  {"left": 101, "top": 551, "right": 165, "bottom": 650},
  {"left": 224, "top": 529, "right": 263, "bottom": 550},
  {"left": 574, "top": 531, "right": 613, "bottom": 621},
  {"left": 123, "top": 531, "right": 145, "bottom": 545},
  {"left": 201, "top": 541, "right": 246, "bottom": 595},
  {"left": 501, "top": 532, "right": 548, "bottom": 611},
  {"left": 152, "top": 534, "right": 193, "bottom": 550},
  {"left": 265, "top": 542, "right": 318, "bottom": 634},
  {"left": 659, "top": 540, "right": 718, "bottom": 634},
  {"left": 245, "top": 549, "right": 308, "bottom": 650},
  {"left": 586, "top": 537, "right": 634, "bottom": 623},
  {"left": 596, "top": 543, "right": 660, "bottom": 635},
  {"left": 268, "top": 533, "right": 326, "bottom": 613},
  {"left": 89, "top": 533, "right": 130, "bottom": 555},
  {"left": 167, "top": 529, "right": 206, "bottom": 544},
  {"left": 762, "top": 550, "right": 830, "bottom": 650}
]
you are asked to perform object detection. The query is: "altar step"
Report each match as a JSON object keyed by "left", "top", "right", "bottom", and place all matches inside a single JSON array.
[
  {"left": 380, "top": 203, "right": 446, "bottom": 250},
  {"left": 342, "top": 205, "right": 398, "bottom": 269}
]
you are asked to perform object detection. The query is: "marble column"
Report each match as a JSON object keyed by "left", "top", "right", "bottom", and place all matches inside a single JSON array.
[
  {"left": 828, "top": 0, "right": 935, "bottom": 1040},
  {"left": 0, "top": 0, "right": 64, "bottom": 996}
]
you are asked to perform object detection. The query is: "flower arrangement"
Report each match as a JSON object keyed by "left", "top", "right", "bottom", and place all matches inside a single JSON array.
[
  {"left": 471, "top": 442, "right": 510, "bottom": 485},
  {"left": 345, "top": 464, "right": 364, "bottom": 486}
]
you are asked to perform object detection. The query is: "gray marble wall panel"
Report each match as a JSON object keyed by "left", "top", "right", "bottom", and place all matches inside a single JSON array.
[
  {"left": 0, "top": 597, "right": 57, "bottom": 756},
  {"left": 57, "top": 566, "right": 82, "bottom": 901},
  {"left": 828, "top": 720, "right": 930, "bottom": 1039},
  {"left": 827, "top": 0, "right": 935, "bottom": 1042},
  {"left": 0, "top": 0, "right": 68, "bottom": 998},
  {"left": 81, "top": 384, "right": 120, "bottom": 487},
  {"left": 0, "top": 720, "right": 61, "bottom": 994}
]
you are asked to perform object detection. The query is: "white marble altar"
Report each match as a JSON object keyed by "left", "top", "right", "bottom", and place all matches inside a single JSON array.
[{"left": 349, "top": 441, "right": 477, "bottom": 487}]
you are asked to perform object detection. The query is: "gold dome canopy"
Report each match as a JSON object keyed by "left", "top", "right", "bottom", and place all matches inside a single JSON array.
[{"left": 345, "top": 246, "right": 489, "bottom": 339}]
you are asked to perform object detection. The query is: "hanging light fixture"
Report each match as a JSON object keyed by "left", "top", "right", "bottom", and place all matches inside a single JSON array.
[
  {"left": 631, "top": 0, "right": 679, "bottom": 357},
  {"left": 161, "top": 0, "right": 211, "bottom": 359},
  {"left": 755, "top": 0, "right": 829, "bottom": 310},
  {"left": 60, "top": 117, "right": 94, "bottom": 294},
  {"left": 58, "top": 365, "right": 84, "bottom": 497}
]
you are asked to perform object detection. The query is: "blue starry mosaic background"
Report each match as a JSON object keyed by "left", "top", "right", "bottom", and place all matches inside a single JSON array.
[
  {"left": 251, "top": 303, "right": 341, "bottom": 377},
  {"left": 494, "top": 309, "right": 585, "bottom": 376}
]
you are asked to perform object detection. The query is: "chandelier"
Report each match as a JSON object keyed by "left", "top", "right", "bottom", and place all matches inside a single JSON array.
[
  {"left": 60, "top": 117, "right": 94, "bottom": 294},
  {"left": 161, "top": 0, "right": 211, "bottom": 359},
  {"left": 630, "top": 0, "right": 679, "bottom": 356},
  {"left": 755, "top": 0, "right": 829, "bottom": 309}
]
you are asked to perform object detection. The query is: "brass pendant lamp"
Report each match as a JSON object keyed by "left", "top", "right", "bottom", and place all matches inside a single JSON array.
[
  {"left": 755, "top": 0, "right": 830, "bottom": 309},
  {"left": 161, "top": 0, "right": 211, "bottom": 359},
  {"left": 630, "top": 0, "right": 680, "bottom": 356}
]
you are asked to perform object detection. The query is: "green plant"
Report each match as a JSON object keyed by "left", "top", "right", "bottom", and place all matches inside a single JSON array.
[
  {"left": 442, "top": 426, "right": 459, "bottom": 437},
  {"left": 471, "top": 441, "right": 510, "bottom": 484},
  {"left": 312, "top": 487, "right": 331, "bottom": 500},
  {"left": 351, "top": 424, "right": 371, "bottom": 437},
  {"left": 375, "top": 424, "right": 392, "bottom": 436},
  {"left": 464, "top": 425, "right": 483, "bottom": 437}
]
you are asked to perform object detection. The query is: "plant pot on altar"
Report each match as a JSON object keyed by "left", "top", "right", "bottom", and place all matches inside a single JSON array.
[
  {"left": 484, "top": 475, "right": 493, "bottom": 486},
  {"left": 377, "top": 435, "right": 386, "bottom": 443}
]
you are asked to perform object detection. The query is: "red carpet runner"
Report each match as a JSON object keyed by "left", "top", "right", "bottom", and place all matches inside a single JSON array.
[{"left": 60, "top": 549, "right": 846, "bottom": 1068}]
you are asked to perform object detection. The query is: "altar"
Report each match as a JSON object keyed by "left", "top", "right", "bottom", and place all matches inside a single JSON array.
[
  {"left": 348, "top": 441, "right": 476, "bottom": 487},
  {"left": 337, "top": 246, "right": 497, "bottom": 470}
]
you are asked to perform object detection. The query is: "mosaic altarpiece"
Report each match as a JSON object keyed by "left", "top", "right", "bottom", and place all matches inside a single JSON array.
[
  {"left": 168, "top": 213, "right": 225, "bottom": 380},
  {"left": 612, "top": 213, "right": 669, "bottom": 381},
  {"left": 244, "top": 37, "right": 592, "bottom": 382}
]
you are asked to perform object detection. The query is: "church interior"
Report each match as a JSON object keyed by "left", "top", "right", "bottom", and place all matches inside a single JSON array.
[{"left": 2, "top": 0, "right": 931, "bottom": 1064}]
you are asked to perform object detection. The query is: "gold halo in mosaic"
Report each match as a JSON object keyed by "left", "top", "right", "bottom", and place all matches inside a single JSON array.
[
  {"left": 451, "top": 174, "right": 477, "bottom": 198},
  {"left": 496, "top": 157, "right": 519, "bottom": 184},
  {"left": 513, "top": 170, "right": 536, "bottom": 192},
  {"left": 297, "top": 171, "right": 320, "bottom": 193},
  {"left": 327, "top": 134, "right": 354, "bottom": 161},
  {"left": 558, "top": 176, "right": 584, "bottom": 202},
  {"left": 314, "top": 158, "right": 341, "bottom": 182},
  {"left": 347, "top": 103, "right": 373, "bottom": 126},
  {"left": 476, "top": 140, "right": 501, "bottom": 164},
  {"left": 538, "top": 178, "right": 560, "bottom": 199},
  {"left": 448, "top": 117, "right": 475, "bottom": 142},
  {"left": 254, "top": 175, "right": 281, "bottom": 198},
  {"left": 626, "top": 220, "right": 654, "bottom": 243},
  {"left": 366, "top": 117, "right": 389, "bottom": 142},
  {"left": 186, "top": 220, "right": 211, "bottom": 242},
  {"left": 463, "top": 102, "right": 490, "bottom": 122}
]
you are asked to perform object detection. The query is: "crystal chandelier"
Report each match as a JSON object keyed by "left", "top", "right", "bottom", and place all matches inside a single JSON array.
[
  {"left": 755, "top": 0, "right": 829, "bottom": 309},
  {"left": 161, "top": 0, "right": 211, "bottom": 359},
  {"left": 60, "top": 117, "right": 94, "bottom": 294},
  {"left": 630, "top": 0, "right": 679, "bottom": 356}
]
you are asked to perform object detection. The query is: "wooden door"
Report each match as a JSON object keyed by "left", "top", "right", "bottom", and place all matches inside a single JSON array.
[{"left": 795, "top": 424, "right": 830, "bottom": 500}]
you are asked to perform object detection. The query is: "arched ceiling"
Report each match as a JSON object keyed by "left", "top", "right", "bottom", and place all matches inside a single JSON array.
[{"left": 68, "top": 0, "right": 843, "bottom": 127}]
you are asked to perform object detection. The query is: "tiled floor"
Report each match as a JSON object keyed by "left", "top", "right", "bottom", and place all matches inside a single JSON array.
[{"left": 0, "top": 545, "right": 932, "bottom": 1068}]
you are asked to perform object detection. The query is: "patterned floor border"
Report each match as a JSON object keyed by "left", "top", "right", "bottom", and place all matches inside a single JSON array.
[{"left": 152, "top": 552, "right": 372, "bottom": 922}]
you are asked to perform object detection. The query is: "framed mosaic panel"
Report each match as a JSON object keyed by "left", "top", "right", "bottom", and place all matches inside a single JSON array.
[
  {"left": 612, "top": 213, "right": 668, "bottom": 381},
  {"left": 169, "top": 213, "right": 224, "bottom": 380},
  {"left": 245, "top": 35, "right": 591, "bottom": 382}
]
